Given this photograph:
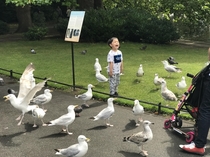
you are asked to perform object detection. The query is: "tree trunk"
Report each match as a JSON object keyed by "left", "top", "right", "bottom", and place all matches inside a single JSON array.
[{"left": 15, "top": 5, "right": 32, "bottom": 33}]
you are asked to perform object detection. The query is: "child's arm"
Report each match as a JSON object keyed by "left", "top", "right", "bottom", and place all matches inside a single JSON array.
[
  {"left": 120, "top": 60, "right": 123, "bottom": 74},
  {"left": 109, "top": 62, "right": 113, "bottom": 77}
]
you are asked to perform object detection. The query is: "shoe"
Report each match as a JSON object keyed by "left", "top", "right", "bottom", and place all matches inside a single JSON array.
[
  {"left": 114, "top": 92, "right": 118, "bottom": 96},
  {"left": 179, "top": 142, "right": 205, "bottom": 155},
  {"left": 110, "top": 93, "right": 118, "bottom": 98}
]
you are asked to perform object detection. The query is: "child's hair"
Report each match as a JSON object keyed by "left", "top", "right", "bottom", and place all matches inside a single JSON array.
[{"left": 107, "top": 37, "right": 118, "bottom": 47}]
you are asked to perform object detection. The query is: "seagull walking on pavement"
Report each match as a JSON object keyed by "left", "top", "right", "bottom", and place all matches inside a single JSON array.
[
  {"left": 132, "top": 100, "right": 144, "bottom": 126},
  {"left": 94, "top": 58, "right": 102, "bottom": 72},
  {"left": 123, "top": 120, "right": 154, "bottom": 156},
  {"left": 90, "top": 98, "right": 116, "bottom": 127},
  {"left": 32, "top": 107, "right": 46, "bottom": 127},
  {"left": 160, "top": 79, "right": 177, "bottom": 106},
  {"left": 3, "top": 63, "right": 49, "bottom": 125},
  {"left": 47, "top": 105, "right": 78, "bottom": 135},
  {"left": 75, "top": 84, "right": 94, "bottom": 107},
  {"left": 161, "top": 60, "right": 181, "bottom": 77},
  {"left": 54, "top": 135, "right": 90, "bottom": 157},
  {"left": 0, "top": 77, "right": 4, "bottom": 85},
  {"left": 31, "top": 89, "right": 53, "bottom": 112}
]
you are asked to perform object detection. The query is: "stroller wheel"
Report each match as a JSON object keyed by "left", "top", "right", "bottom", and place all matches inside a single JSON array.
[
  {"left": 164, "top": 120, "right": 171, "bottom": 129},
  {"left": 186, "top": 131, "right": 195, "bottom": 143}
]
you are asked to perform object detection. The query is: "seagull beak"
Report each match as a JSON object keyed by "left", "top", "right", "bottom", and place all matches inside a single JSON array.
[
  {"left": 3, "top": 96, "right": 9, "bottom": 101},
  {"left": 50, "top": 90, "right": 53, "bottom": 92},
  {"left": 86, "top": 138, "right": 90, "bottom": 142},
  {"left": 113, "top": 98, "right": 117, "bottom": 100},
  {"left": 74, "top": 105, "right": 79, "bottom": 108}
]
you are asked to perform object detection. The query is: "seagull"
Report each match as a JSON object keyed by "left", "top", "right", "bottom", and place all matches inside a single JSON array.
[
  {"left": 75, "top": 84, "right": 94, "bottom": 107},
  {"left": 31, "top": 49, "right": 36, "bottom": 54},
  {"left": 47, "top": 105, "right": 78, "bottom": 135},
  {"left": 153, "top": 73, "right": 164, "bottom": 90},
  {"left": 136, "top": 64, "right": 144, "bottom": 77},
  {"left": 31, "top": 89, "right": 53, "bottom": 112},
  {"left": 0, "top": 77, "right": 4, "bottom": 85},
  {"left": 54, "top": 135, "right": 90, "bottom": 157},
  {"left": 74, "top": 105, "right": 83, "bottom": 117},
  {"left": 94, "top": 58, "right": 102, "bottom": 72},
  {"left": 161, "top": 60, "right": 181, "bottom": 77},
  {"left": 176, "top": 76, "right": 187, "bottom": 90},
  {"left": 132, "top": 100, "right": 144, "bottom": 126},
  {"left": 95, "top": 69, "right": 108, "bottom": 83},
  {"left": 136, "top": 64, "right": 144, "bottom": 83},
  {"left": 160, "top": 79, "right": 178, "bottom": 106},
  {"left": 167, "top": 56, "right": 178, "bottom": 65},
  {"left": 123, "top": 120, "right": 154, "bottom": 156},
  {"left": 3, "top": 63, "right": 49, "bottom": 125},
  {"left": 32, "top": 107, "right": 46, "bottom": 127},
  {"left": 90, "top": 98, "right": 116, "bottom": 127}
]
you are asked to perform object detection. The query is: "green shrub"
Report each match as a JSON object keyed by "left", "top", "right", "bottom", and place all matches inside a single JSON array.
[
  {"left": 56, "top": 18, "right": 68, "bottom": 36},
  {"left": 0, "top": 20, "right": 10, "bottom": 35},
  {"left": 24, "top": 26, "right": 47, "bottom": 40}
]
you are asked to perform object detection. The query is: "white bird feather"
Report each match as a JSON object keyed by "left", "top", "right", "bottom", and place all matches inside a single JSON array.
[
  {"left": 94, "top": 58, "right": 102, "bottom": 72},
  {"left": 132, "top": 100, "right": 144, "bottom": 126}
]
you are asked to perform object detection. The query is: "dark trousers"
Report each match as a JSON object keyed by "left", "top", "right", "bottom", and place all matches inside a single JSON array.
[{"left": 195, "top": 80, "right": 210, "bottom": 148}]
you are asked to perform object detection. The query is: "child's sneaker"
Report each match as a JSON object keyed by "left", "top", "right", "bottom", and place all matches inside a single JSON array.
[{"left": 179, "top": 142, "right": 205, "bottom": 155}]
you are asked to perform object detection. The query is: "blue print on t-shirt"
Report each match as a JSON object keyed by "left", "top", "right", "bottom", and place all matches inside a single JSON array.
[{"left": 114, "top": 54, "right": 121, "bottom": 63}]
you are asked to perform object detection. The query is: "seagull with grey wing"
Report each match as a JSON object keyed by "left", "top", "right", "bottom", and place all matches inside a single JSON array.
[
  {"left": 75, "top": 84, "right": 94, "bottom": 108},
  {"left": 31, "top": 89, "right": 53, "bottom": 112},
  {"left": 54, "top": 135, "right": 90, "bottom": 157},
  {"left": 160, "top": 79, "right": 177, "bottom": 106},
  {"left": 161, "top": 60, "right": 181, "bottom": 77},
  {"left": 90, "top": 98, "right": 116, "bottom": 127},
  {"left": 123, "top": 120, "right": 154, "bottom": 156},
  {"left": 3, "top": 63, "right": 49, "bottom": 125},
  {"left": 95, "top": 69, "right": 108, "bottom": 83},
  {"left": 132, "top": 100, "right": 144, "bottom": 126},
  {"left": 47, "top": 105, "right": 78, "bottom": 135},
  {"left": 153, "top": 73, "right": 164, "bottom": 90}
]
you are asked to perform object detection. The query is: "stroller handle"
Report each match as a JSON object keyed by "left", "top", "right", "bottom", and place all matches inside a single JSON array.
[{"left": 186, "top": 73, "right": 194, "bottom": 78}]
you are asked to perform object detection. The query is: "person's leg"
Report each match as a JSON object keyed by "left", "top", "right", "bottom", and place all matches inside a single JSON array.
[
  {"left": 109, "top": 75, "right": 115, "bottom": 96},
  {"left": 179, "top": 81, "right": 210, "bottom": 155},
  {"left": 114, "top": 74, "right": 120, "bottom": 95}
]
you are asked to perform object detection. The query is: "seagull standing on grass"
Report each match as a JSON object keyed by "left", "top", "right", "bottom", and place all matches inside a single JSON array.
[
  {"left": 47, "top": 105, "right": 78, "bottom": 135},
  {"left": 31, "top": 89, "right": 53, "bottom": 112},
  {"left": 75, "top": 84, "right": 94, "bottom": 107},
  {"left": 54, "top": 135, "right": 90, "bottom": 157},
  {"left": 132, "top": 100, "right": 144, "bottom": 126},
  {"left": 94, "top": 58, "right": 102, "bottom": 72},
  {"left": 167, "top": 56, "right": 178, "bottom": 65},
  {"left": 123, "top": 120, "right": 154, "bottom": 156},
  {"left": 161, "top": 60, "right": 181, "bottom": 77},
  {"left": 153, "top": 73, "right": 164, "bottom": 90},
  {"left": 90, "top": 98, "right": 116, "bottom": 127},
  {"left": 95, "top": 69, "right": 108, "bottom": 83},
  {"left": 176, "top": 76, "right": 187, "bottom": 90},
  {"left": 136, "top": 64, "right": 144, "bottom": 83},
  {"left": 160, "top": 79, "right": 177, "bottom": 106},
  {"left": 3, "top": 63, "right": 49, "bottom": 125}
]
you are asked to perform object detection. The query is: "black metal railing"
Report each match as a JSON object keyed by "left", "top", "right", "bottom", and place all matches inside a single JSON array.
[{"left": 0, "top": 67, "right": 179, "bottom": 115}]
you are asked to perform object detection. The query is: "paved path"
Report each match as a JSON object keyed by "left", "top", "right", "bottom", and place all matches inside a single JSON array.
[{"left": 1, "top": 75, "right": 210, "bottom": 157}]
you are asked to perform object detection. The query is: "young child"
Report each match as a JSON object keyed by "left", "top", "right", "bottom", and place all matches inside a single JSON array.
[{"left": 107, "top": 37, "right": 123, "bottom": 97}]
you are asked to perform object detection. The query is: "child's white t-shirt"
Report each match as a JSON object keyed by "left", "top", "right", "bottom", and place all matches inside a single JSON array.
[{"left": 107, "top": 50, "right": 123, "bottom": 74}]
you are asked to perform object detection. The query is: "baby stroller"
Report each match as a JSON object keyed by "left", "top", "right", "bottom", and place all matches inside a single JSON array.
[{"left": 164, "top": 63, "right": 210, "bottom": 143}]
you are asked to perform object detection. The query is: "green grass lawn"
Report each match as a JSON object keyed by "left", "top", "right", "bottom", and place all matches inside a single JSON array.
[{"left": 0, "top": 38, "right": 208, "bottom": 116}]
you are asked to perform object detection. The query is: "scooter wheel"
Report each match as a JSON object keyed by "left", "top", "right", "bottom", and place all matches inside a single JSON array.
[
  {"left": 186, "top": 131, "right": 195, "bottom": 143},
  {"left": 164, "top": 120, "right": 171, "bottom": 129}
]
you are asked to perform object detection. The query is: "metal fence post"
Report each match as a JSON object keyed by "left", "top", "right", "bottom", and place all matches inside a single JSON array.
[
  {"left": 158, "top": 102, "right": 161, "bottom": 114},
  {"left": 10, "top": 70, "right": 13, "bottom": 78}
]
